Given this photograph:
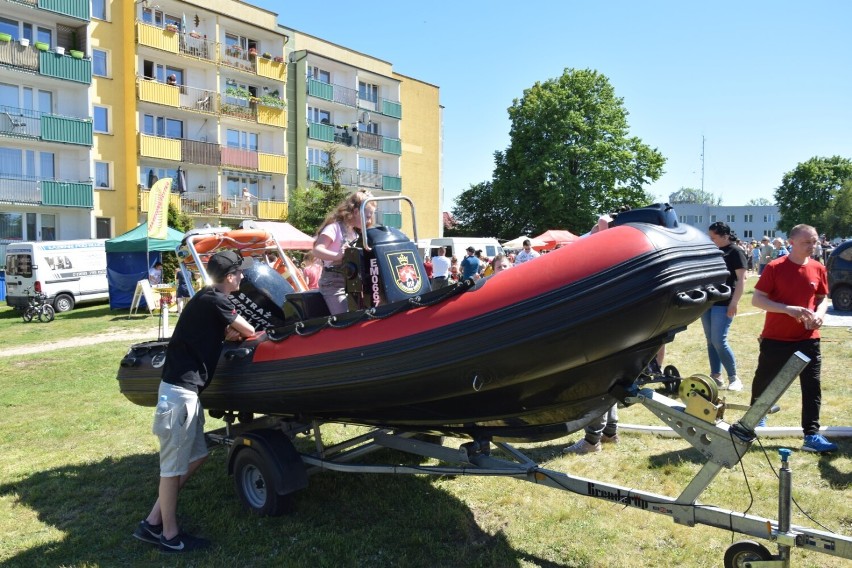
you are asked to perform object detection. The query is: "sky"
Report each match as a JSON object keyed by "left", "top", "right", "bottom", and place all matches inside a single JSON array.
[{"left": 251, "top": 0, "right": 852, "bottom": 211}]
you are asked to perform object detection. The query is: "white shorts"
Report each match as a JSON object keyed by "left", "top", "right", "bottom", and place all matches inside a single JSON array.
[{"left": 153, "top": 382, "right": 209, "bottom": 477}]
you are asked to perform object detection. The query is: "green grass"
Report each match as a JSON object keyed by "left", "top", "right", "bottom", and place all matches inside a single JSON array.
[{"left": 0, "top": 279, "right": 850, "bottom": 567}]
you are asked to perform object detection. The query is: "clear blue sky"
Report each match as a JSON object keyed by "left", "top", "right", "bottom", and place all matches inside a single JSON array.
[{"left": 252, "top": 0, "right": 852, "bottom": 210}]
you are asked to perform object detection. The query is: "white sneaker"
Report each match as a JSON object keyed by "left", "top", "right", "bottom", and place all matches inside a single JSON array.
[
  {"left": 710, "top": 373, "right": 725, "bottom": 389},
  {"left": 727, "top": 377, "right": 744, "bottom": 392},
  {"left": 563, "top": 439, "right": 601, "bottom": 455}
]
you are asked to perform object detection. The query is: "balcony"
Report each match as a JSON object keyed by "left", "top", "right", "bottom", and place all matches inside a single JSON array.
[
  {"left": 357, "top": 131, "right": 381, "bottom": 152},
  {"left": 139, "top": 189, "right": 181, "bottom": 213},
  {"left": 382, "top": 175, "right": 402, "bottom": 192},
  {"left": 220, "top": 45, "right": 255, "bottom": 74},
  {"left": 178, "top": 85, "right": 218, "bottom": 114},
  {"left": 381, "top": 98, "right": 402, "bottom": 119},
  {"left": 0, "top": 40, "right": 39, "bottom": 72},
  {"left": 1, "top": 106, "right": 93, "bottom": 145},
  {"left": 39, "top": 51, "right": 92, "bottom": 83},
  {"left": 220, "top": 98, "right": 256, "bottom": 121},
  {"left": 37, "top": 0, "right": 91, "bottom": 21},
  {"left": 256, "top": 104, "right": 286, "bottom": 128},
  {"left": 257, "top": 199, "right": 287, "bottom": 220},
  {"left": 258, "top": 152, "right": 286, "bottom": 175},
  {"left": 308, "top": 121, "right": 334, "bottom": 143},
  {"left": 221, "top": 147, "right": 258, "bottom": 171},
  {"left": 256, "top": 57, "right": 286, "bottom": 81},
  {"left": 307, "top": 79, "right": 356, "bottom": 107},
  {"left": 382, "top": 137, "right": 402, "bottom": 155},
  {"left": 181, "top": 138, "right": 221, "bottom": 167},
  {"left": 308, "top": 164, "right": 330, "bottom": 184},
  {"left": 138, "top": 79, "right": 180, "bottom": 107},
  {"left": 139, "top": 133, "right": 181, "bottom": 161},
  {"left": 0, "top": 174, "right": 92, "bottom": 208},
  {"left": 136, "top": 21, "right": 179, "bottom": 54},
  {"left": 179, "top": 35, "right": 216, "bottom": 63}
]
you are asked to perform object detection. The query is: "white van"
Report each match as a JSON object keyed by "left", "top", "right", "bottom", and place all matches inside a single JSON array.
[
  {"left": 427, "top": 237, "right": 504, "bottom": 259},
  {"left": 4, "top": 239, "right": 108, "bottom": 312}
]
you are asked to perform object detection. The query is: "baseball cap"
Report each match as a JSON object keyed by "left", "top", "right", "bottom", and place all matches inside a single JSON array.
[
  {"left": 207, "top": 250, "right": 244, "bottom": 282},
  {"left": 466, "top": 246, "right": 475, "bottom": 252}
]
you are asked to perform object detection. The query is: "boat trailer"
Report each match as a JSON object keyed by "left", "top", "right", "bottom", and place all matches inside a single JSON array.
[{"left": 206, "top": 353, "right": 851, "bottom": 568}]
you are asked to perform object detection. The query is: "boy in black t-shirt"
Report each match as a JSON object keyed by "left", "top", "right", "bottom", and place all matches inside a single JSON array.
[{"left": 133, "top": 250, "right": 255, "bottom": 553}]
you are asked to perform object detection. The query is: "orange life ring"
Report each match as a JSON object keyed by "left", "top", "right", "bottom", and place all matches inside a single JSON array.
[
  {"left": 223, "top": 230, "right": 272, "bottom": 250},
  {"left": 190, "top": 235, "right": 224, "bottom": 254}
]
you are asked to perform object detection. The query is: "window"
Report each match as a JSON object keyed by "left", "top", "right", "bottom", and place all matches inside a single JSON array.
[
  {"left": 95, "top": 162, "right": 111, "bottom": 188},
  {"left": 226, "top": 129, "right": 258, "bottom": 150},
  {"left": 92, "top": 49, "right": 108, "bottom": 77},
  {"left": 308, "top": 106, "right": 330, "bottom": 124},
  {"left": 225, "top": 33, "right": 257, "bottom": 54},
  {"left": 0, "top": 17, "right": 17, "bottom": 40},
  {"left": 308, "top": 148, "right": 328, "bottom": 166},
  {"left": 41, "top": 214, "right": 56, "bottom": 240},
  {"left": 764, "top": 214, "right": 775, "bottom": 223},
  {"left": 0, "top": 212, "right": 23, "bottom": 241},
  {"left": 226, "top": 176, "right": 258, "bottom": 199},
  {"left": 308, "top": 66, "right": 330, "bottom": 83},
  {"left": 726, "top": 214, "right": 735, "bottom": 223},
  {"left": 359, "top": 81, "right": 378, "bottom": 103},
  {"left": 359, "top": 157, "right": 378, "bottom": 173},
  {"left": 92, "top": 0, "right": 107, "bottom": 20},
  {"left": 40, "top": 152, "right": 54, "bottom": 179},
  {"left": 23, "top": 25, "right": 52, "bottom": 46},
  {"left": 743, "top": 214, "right": 753, "bottom": 223},
  {"left": 94, "top": 106, "right": 109, "bottom": 133},
  {"left": 143, "top": 115, "right": 184, "bottom": 139},
  {"left": 141, "top": 166, "right": 179, "bottom": 191},
  {"left": 709, "top": 214, "right": 717, "bottom": 223},
  {"left": 96, "top": 217, "right": 111, "bottom": 238},
  {"left": 142, "top": 60, "right": 184, "bottom": 84},
  {"left": 743, "top": 230, "right": 753, "bottom": 239}
]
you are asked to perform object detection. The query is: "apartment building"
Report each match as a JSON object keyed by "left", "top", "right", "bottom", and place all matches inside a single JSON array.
[
  {"left": 284, "top": 29, "right": 442, "bottom": 239},
  {"left": 1, "top": 0, "right": 442, "bottom": 253},
  {"left": 0, "top": 0, "right": 94, "bottom": 249},
  {"left": 674, "top": 203, "right": 786, "bottom": 241}
]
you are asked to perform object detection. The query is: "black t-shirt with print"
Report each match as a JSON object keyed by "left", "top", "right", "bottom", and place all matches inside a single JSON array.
[
  {"left": 718, "top": 244, "right": 747, "bottom": 307},
  {"left": 162, "top": 286, "right": 237, "bottom": 393}
]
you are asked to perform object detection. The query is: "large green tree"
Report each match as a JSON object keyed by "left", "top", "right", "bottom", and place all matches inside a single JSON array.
[
  {"left": 819, "top": 179, "right": 852, "bottom": 239},
  {"left": 455, "top": 68, "right": 664, "bottom": 236},
  {"left": 669, "top": 187, "right": 722, "bottom": 205},
  {"left": 745, "top": 197, "right": 773, "bottom": 206},
  {"left": 447, "top": 181, "right": 509, "bottom": 237},
  {"left": 775, "top": 156, "right": 852, "bottom": 233}
]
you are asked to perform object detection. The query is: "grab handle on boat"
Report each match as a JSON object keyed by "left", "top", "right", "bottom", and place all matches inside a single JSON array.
[
  {"left": 704, "top": 284, "right": 732, "bottom": 303},
  {"left": 224, "top": 347, "right": 253, "bottom": 361},
  {"left": 674, "top": 289, "right": 707, "bottom": 307},
  {"left": 119, "top": 355, "right": 138, "bottom": 367}
]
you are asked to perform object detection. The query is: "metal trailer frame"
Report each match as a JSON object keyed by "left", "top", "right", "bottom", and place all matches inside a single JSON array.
[{"left": 208, "top": 353, "right": 851, "bottom": 567}]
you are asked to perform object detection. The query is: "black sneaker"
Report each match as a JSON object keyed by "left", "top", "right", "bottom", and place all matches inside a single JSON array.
[
  {"left": 132, "top": 520, "right": 162, "bottom": 545},
  {"left": 160, "top": 532, "right": 211, "bottom": 553}
]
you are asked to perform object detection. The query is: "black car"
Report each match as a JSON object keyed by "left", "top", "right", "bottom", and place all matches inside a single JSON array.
[{"left": 827, "top": 240, "right": 852, "bottom": 311}]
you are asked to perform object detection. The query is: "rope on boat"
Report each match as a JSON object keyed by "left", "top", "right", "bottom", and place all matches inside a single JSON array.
[{"left": 266, "top": 279, "right": 476, "bottom": 343}]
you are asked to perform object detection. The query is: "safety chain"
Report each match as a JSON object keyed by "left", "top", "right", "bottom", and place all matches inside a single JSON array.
[{"left": 266, "top": 279, "right": 475, "bottom": 343}]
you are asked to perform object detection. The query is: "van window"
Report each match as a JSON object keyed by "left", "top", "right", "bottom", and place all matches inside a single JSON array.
[
  {"left": 5, "top": 254, "right": 32, "bottom": 277},
  {"left": 486, "top": 246, "right": 498, "bottom": 257}
]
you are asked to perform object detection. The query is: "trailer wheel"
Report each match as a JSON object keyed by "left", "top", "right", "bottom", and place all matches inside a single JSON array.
[
  {"left": 232, "top": 447, "right": 292, "bottom": 517},
  {"left": 53, "top": 293, "right": 75, "bottom": 313},
  {"left": 723, "top": 540, "right": 773, "bottom": 568}
]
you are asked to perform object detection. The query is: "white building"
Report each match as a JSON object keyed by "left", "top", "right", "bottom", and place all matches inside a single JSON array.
[{"left": 672, "top": 204, "right": 786, "bottom": 241}]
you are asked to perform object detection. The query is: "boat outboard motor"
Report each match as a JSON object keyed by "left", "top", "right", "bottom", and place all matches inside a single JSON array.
[
  {"left": 230, "top": 261, "right": 293, "bottom": 330},
  {"left": 342, "top": 225, "right": 431, "bottom": 311}
]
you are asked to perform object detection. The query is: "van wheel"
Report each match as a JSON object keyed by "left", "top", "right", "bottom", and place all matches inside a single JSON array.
[
  {"left": 53, "top": 294, "right": 75, "bottom": 313},
  {"left": 831, "top": 284, "right": 851, "bottom": 311}
]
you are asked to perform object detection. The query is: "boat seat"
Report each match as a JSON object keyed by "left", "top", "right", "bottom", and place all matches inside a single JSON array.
[{"left": 284, "top": 290, "right": 330, "bottom": 321}]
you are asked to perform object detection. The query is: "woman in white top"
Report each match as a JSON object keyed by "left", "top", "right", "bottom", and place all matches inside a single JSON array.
[{"left": 312, "top": 190, "right": 376, "bottom": 314}]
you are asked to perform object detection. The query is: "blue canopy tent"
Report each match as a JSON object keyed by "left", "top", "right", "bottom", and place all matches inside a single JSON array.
[{"left": 106, "top": 223, "right": 184, "bottom": 309}]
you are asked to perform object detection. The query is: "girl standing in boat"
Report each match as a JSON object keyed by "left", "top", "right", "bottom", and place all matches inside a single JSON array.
[{"left": 312, "top": 189, "right": 376, "bottom": 314}]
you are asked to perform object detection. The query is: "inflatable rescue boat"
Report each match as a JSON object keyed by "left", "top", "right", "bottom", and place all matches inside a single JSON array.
[{"left": 117, "top": 203, "right": 730, "bottom": 441}]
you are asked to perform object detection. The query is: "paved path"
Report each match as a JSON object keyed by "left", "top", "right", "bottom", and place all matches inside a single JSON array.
[{"left": 0, "top": 330, "right": 158, "bottom": 358}]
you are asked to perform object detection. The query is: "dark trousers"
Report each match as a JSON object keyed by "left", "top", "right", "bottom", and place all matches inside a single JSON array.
[{"left": 751, "top": 338, "right": 822, "bottom": 435}]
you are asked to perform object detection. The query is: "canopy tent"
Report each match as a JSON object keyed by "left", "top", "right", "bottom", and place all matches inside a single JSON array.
[
  {"left": 533, "top": 229, "right": 579, "bottom": 250},
  {"left": 106, "top": 223, "right": 185, "bottom": 309},
  {"left": 248, "top": 221, "right": 314, "bottom": 250},
  {"left": 501, "top": 236, "right": 548, "bottom": 251}
]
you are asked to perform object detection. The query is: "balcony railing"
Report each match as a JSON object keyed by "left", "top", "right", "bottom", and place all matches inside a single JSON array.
[
  {"left": 307, "top": 79, "right": 357, "bottom": 107},
  {"left": 0, "top": 40, "right": 40, "bottom": 72},
  {"left": 178, "top": 84, "right": 218, "bottom": 114},
  {"left": 358, "top": 131, "right": 381, "bottom": 152},
  {"left": 381, "top": 98, "right": 402, "bottom": 119},
  {"left": 139, "top": 133, "right": 181, "bottom": 161},
  {"left": 181, "top": 138, "right": 221, "bottom": 166},
  {"left": 221, "top": 147, "right": 258, "bottom": 170},
  {"left": 220, "top": 45, "right": 256, "bottom": 73},
  {"left": 136, "top": 21, "right": 179, "bottom": 54},
  {"left": 1, "top": 105, "right": 93, "bottom": 145},
  {"left": 179, "top": 35, "right": 215, "bottom": 62},
  {"left": 138, "top": 79, "right": 180, "bottom": 107},
  {"left": 220, "top": 97, "right": 256, "bottom": 121},
  {"left": 382, "top": 137, "right": 402, "bottom": 155},
  {"left": 0, "top": 174, "right": 92, "bottom": 208},
  {"left": 37, "top": 0, "right": 91, "bottom": 21},
  {"left": 382, "top": 174, "right": 402, "bottom": 192},
  {"left": 137, "top": 133, "right": 284, "bottom": 172},
  {"left": 309, "top": 165, "right": 399, "bottom": 192},
  {"left": 139, "top": 190, "right": 181, "bottom": 213},
  {"left": 39, "top": 50, "right": 92, "bottom": 83},
  {"left": 308, "top": 121, "right": 334, "bottom": 143},
  {"left": 256, "top": 57, "right": 286, "bottom": 81}
]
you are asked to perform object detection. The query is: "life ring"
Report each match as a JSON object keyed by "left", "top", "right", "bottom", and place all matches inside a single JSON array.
[
  {"left": 223, "top": 230, "right": 272, "bottom": 250},
  {"left": 272, "top": 255, "right": 309, "bottom": 291},
  {"left": 190, "top": 235, "right": 224, "bottom": 254}
]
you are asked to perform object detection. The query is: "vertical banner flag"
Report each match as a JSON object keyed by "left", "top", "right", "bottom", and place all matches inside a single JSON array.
[{"left": 147, "top": 177, "right": 172, "bottom": 239}]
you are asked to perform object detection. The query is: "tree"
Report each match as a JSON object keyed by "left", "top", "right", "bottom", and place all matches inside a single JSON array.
[
  {"left": 287, "top": 146, "right": 348, "bottom": 236},
  {"left": 161, "top": 204, "right": 193, "bottom": 278},
  {"left": 745, "top": 197, "right": 773, "bottom": 206},
  {"left": 669, "top": 187, "right": 722, "bottom": 205},
  {"left": 447, "top": 181, "right": 508, "bottom": 237},
  {"left": 819, "top": 179, "right": 852, "bottom": 239},
  {"left": 774, "top": 156, "right": 852, "bottom": 233},
  {"left": 453, "top": 68, "right": 664, "bottom": 237}
]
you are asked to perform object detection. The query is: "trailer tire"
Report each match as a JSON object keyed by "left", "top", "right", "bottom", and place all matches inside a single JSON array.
[
  {"left": 53, "top": 293, "right": 75, "bottom": 313},
  {"left": 232, "top": 447, "right": 293, "bottom": 517},
  {"left": 723, "top": 540, "right": 772, "bottom": 568}
]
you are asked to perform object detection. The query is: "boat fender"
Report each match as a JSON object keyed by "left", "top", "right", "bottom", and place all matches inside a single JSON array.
[
  {"left": 703, "top": 283, "right": 732, "bottom": 303},
  {"left": 673, "top": 288, "right": 707, "bottom": 307},
  {"left": 227, "top": 430, "right": 308, "bottom": 496}
]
